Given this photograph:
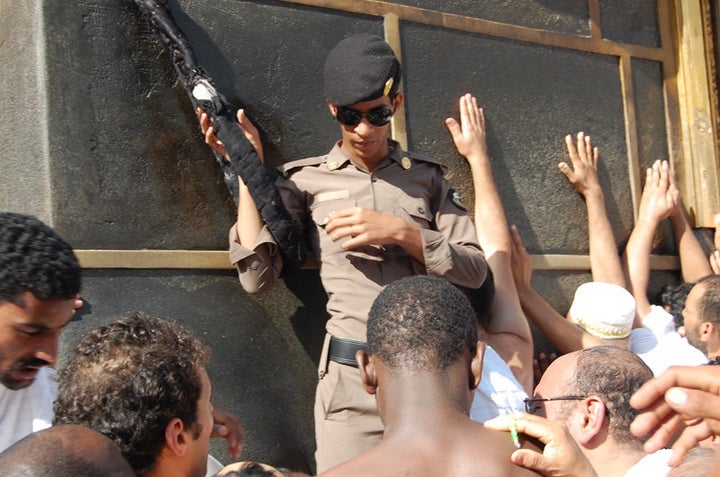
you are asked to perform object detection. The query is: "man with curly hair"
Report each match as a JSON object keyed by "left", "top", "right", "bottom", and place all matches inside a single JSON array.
[
  {"left": 0, "top": 212, "right": 81, "bottom": 452},
  {"left": 54, "top": 312, "right": 214, "bottom": 477}
]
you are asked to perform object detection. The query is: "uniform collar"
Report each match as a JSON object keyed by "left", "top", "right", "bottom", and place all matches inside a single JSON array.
[{"left": 326, "top": 139, "right": 404, "bottom": 172}]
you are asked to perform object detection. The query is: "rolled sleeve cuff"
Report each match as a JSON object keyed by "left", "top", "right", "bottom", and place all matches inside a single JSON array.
[{"left": 228, "top": 223, "right": 278, "bottom": 265}]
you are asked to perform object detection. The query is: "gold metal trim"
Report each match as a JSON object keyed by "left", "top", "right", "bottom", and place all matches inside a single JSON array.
[
  {"left": 670, "top": 0, "right": 720, "bottom": 227},
  {"left": 278, "top": 0, "right": 664, "bottom": 60},
  {"left": 74, "top": 249, "right": 679, "bottom": 271}
]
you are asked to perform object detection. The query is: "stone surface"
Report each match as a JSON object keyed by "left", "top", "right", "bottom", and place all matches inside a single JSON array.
[{"left": 0, "top": 0, "right": 685, "bottom": 473}]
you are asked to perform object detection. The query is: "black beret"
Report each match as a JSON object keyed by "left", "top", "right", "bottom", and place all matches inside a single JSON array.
[{"left": 324, "top": 33, "right": 402, "bottom": 107}]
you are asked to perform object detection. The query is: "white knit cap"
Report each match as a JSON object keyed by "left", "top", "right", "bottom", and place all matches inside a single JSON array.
[{"left": 568, "top": 282, "right": 636, "bottom": 339}]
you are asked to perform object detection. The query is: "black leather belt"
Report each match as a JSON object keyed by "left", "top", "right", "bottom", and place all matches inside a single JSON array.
[{"left": 328, "top": 336, "right": 367, "bottom": 367}]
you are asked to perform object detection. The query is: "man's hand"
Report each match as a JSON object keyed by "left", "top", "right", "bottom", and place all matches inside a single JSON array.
[
  {"left": 558, "top": 132, "right": 601, "bottom": 198},
  {"left": 637, "top": 160, "right": 678, "bottom": 227},
  {"left": 324, "top": 206, "right": 420, "bottom": 253},
  {"left": 485, "top": 413, "right": 597, "bottom": 477},
  {"left": 510, "top": 225, "right": 533, "bottom": 291},
  {"left": 211, "top": 407, "right": 244, "bottom": 460},
  {"left": 630, "top": 365, "right": 720, "bottom": 466},
  {"left": 197, "top": 107, "right": 264, "bottom": 162},
  {"left": 445, "top": 93, "right": 488, "bottom": 165}
]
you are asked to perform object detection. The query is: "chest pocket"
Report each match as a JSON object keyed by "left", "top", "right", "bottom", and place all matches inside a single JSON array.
[
  {"left": 310, "top": 198, "right": 357, "bottom": 255},
  {"left": 396, "top": 195, "right": 433, "bottom": 229}
]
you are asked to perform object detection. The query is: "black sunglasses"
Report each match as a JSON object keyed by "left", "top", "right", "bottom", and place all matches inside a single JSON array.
[
  {"left": 335, "top": 105, "right": 394, "bottom": 127},
  {"left": 523, "top": 396, "right": 587, "bottom": 414}
]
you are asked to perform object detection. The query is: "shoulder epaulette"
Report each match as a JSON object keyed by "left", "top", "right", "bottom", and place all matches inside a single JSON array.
[
  {"left": 278, "top": 156, "right": 328, "bottom": 177},
  {"left": 404, "top": 150, "right": 447, "bottom": 173}
]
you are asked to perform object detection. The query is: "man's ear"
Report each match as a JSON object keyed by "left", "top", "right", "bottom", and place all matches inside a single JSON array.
[
  {"left": 326, "top": 100, "right": 337, "bottom": 117},
  {"left": 574, "top": 396, "right": 606, "bottom": 446},
  {"left": 357, "top": 350, "right": 377, "bottom": 395},
  {"left": 701, "top": 321, "right": 715, "bottom": 343},
  {"left": 469, "top": 341, "right": 486, "bottom": 390},
  {"left": 165, "top": 417, "right": 188, "bottom": 456},
  {"left": 392, "top": 92, "right": 404, "bottom": 111}
]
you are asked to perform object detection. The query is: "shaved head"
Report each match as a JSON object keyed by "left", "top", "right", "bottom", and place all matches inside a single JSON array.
[{"left": 0, "top": 424, "right": 134, "bottom": 476}]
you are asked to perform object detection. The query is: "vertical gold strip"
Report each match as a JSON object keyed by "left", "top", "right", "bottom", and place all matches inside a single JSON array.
[
  {"left": 620, "top": 54, "right": 642, "bottom": 221},
  {"left": 670, "top": 0, "right": 720, "bottom": 226},
  {"left": 383, "top": 12, "right": 409, "bottom": 150},
  {"left": 588, "top": 0, "right": 602, "bottom": 39},
  {"left": 659, "top": 0, "right": 688, "bottom": 213}
]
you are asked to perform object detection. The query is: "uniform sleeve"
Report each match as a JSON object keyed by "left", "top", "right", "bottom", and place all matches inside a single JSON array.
[
  {"left": 421, "top": 168, "right": 488, "bottom": 288},
  {"left": 228, "top": 175, "right": 307, "bottom": 294}
]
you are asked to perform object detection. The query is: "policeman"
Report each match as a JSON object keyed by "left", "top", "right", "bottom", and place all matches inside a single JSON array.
[{"left": 202, "top": 33, "right": 488, "bottom": 473}]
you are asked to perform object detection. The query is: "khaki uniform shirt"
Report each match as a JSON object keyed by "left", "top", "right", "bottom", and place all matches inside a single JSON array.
[{"left": 229, "top": 140, "right": 487, "bottom": 341}]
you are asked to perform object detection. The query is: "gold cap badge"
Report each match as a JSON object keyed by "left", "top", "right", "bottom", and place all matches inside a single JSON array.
[{"left": 383, "top": 77, "right": 394, "bottom": 97}]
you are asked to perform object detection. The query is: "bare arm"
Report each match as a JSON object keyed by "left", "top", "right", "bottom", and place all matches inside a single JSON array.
[
  {"left": 511, "top": 226, "right": 602, "bottom": 353},
  {"left": 446, "top": 93, "right": 533, "bottom": 393},
  {"left": 669, "top": 191, "right": 712, "bottom": 283},
  {"left": 623, "top": 160, "right": 677, "bottom": 320},
  {"left": 559, "top": 132, "right": 624, "bottom": 287}
]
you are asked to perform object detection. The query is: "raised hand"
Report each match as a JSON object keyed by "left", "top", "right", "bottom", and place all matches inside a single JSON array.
[
  {"left": 558, "top": 132, "right": 600, "bottom": 197},
  {"left": 637, "top": 160, "right": 677, "bottom": 226},
  {"left": 445, "top": 93, "right": 488, "bottom": 165}
]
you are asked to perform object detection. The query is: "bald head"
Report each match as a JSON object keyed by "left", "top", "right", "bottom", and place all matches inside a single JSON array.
[
  {"left": 536, "top": 346, "right": 652, "bottom": 445},
  {"left": 0, "top": 424, "right": 134, "bottom": 476}
]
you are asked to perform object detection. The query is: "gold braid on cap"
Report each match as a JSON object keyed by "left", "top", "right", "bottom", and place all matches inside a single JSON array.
[
  {"left": 383, "top": 77, "right": 394, "bottom": 96},
  {"left": 572, "top": 315, "right": 631, "bottom": 339}
]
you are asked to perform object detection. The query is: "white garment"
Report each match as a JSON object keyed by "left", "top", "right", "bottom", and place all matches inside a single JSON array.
[
  {"left": 469, "top": 345, "right": 528, "bottom": 422},
  {"left": 623, "top": 448, "right": 671, "bottom": 477},
  {"left": 631, "top": 305, "right": 707, "bottom": 376},
  {"left": 0, "top": 366, "right": 56, "bottom": 453}
]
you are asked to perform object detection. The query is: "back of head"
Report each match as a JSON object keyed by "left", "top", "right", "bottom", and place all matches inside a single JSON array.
[
  {"left": 657, "top": 282, "right": 693, "bottom": 329},
  {"left": 573, "top": 346, "right": 653, "bottom": 445},
  {"left": 568, "top": 282, "right": 635, "bottom": 341},
  {"left": 367, "top": 275, "right": 477, "bottom": 373},
  {"left": 0, "top": 424, "right": 134, "bottom": 476},
  {"left": 0, "top": 212, "right": 81, "bottom": 305},
  {"left": 54, "top": 312, "right": 211, "bottom": 475},
  {"left": 220, "top": 461, "right": 284, "bottom": 477},
  {"left": 696, "top": 275, "right": 720, "bottom": 329},
  {"left": 324, "top": 33, "right": 402, "bottom": 107}
]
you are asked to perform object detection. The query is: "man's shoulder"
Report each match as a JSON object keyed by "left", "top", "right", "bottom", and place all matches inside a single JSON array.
[
  {"left": 403, "top": 150, "right": 446, "bottom": 173},
  {"left": 278, "top": 155, "right": 328, "bottom": 177}
]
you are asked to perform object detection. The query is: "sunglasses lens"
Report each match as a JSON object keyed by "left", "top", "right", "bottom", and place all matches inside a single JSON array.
[
  {"left": 336, "top": 107, "right": 393, "bottom": 127},
  {"left": 366, "top": 108, "right": 393, "bottom": 126},
  {"left": 336, "top": 108, "right": 362, "bottom": 126}
]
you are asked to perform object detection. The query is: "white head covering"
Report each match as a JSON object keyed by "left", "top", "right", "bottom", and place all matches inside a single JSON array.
[{"left": 568, "top": 282, "right": 635, "bottom": 339}]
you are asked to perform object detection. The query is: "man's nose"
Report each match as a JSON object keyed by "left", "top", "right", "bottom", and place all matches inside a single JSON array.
[{"left": 34, "top": 332, "right": 59, "bottom": 365}]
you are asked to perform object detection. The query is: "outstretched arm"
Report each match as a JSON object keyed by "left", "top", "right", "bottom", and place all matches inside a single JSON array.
[
  {"left": 669, "top": 188, "right": 712, "bottom": 283},
  {"left": 199, "top": 108, "right": 266, "bottom": 248},
  {"left": 623, "top": 160, "right": 677, "bottom": 320},
  {"left": 446, "top": 93, "right": 533, "bottom": 393},
  {"left": 559, "top": 132, "right": 624, "bottom": 287},
  {"left": 511, "top": 226, "right": 602, "bottom": 353}
]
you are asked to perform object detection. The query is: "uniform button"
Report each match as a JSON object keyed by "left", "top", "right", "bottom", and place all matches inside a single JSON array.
[
  {"left": 371, "top": 175, "right": 377, "bottom": 183},
  {"left": 418, "top": 207, "right": 425, "bottom": 215}
]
